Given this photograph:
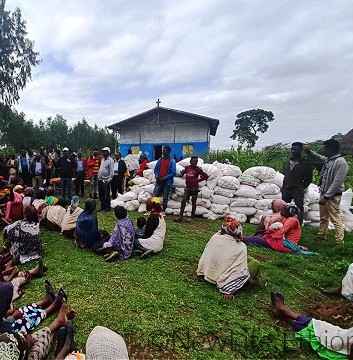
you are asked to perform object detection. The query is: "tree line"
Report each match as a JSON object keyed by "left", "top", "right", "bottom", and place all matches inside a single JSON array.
[{"left": 0, "top": 104, "right": 115, "bottom": 154}]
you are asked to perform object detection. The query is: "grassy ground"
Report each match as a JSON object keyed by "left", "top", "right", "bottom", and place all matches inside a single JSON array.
[{"left": 4, "top": 212, "right": 353, "bottom": 359}]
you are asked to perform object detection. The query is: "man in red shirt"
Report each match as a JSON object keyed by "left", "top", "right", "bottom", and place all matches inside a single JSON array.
[
  {"left": 153, "top": 146, "right": 176, "bottom": 211},
  {"left": 174, "top": 156, "right": 208, "bottom": 222}
]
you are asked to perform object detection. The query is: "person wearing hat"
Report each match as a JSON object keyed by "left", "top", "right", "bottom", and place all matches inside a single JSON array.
[
  {"left": 282, "top": 142, "right": 313, "bottom": 225},
  {"left": 58, "top": 147, "right": 76, "bottom": 202},
  {"left": 98, "top": 147, "right": 114, "bottom": 212}
]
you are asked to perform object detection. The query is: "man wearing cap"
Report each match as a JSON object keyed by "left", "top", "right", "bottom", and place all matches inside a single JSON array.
[
  {"left": 58, "top": 147, "right": 76, "bottom": 201},
  {"left": 282, "top": 142, "right": 313, "bottom": 225},
  {"left": 98, "top": 147, "right": 114, "bottom": 211}
]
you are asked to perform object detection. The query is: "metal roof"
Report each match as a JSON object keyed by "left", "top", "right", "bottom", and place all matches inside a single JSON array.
[{"left": 107, "top": 106, "right": 220, "bottom": 136}]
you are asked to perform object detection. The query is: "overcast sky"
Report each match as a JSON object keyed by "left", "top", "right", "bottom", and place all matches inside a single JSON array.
[{"left": 6, "top": 0, "right": 353, "bottom": 149}]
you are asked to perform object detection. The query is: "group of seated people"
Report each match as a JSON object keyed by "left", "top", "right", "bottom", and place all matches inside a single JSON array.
[{"left": 1, "top": 174, "right": 352, "bottom": 359}]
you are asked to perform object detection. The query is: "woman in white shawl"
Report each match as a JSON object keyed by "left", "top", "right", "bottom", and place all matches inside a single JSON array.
[{"left": 197, "top": 216, "right": 259, "bottom": 301}]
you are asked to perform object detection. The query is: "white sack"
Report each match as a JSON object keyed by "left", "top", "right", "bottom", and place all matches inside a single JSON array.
[
  {"left": 118, "top": 191, "right": 138, "bottom": 202},
  {"left": 229, "top": 206, "right": 257, "bottom": 216},
  {"left": 196, "top": 198, "right": 212, "bottom": 209},
  {"left": 230, "top": 198, "right": 257, "bottom": 208},
  {"left": 138, "top": 203, "right": 146, "bottom": 213},
  {"left": 143, "top": 169, "right": 155, "bottom": 183},
  {"left": 130, "top": 185, "right": 143, "bottom": 195},
  {"left": 202, "top": 164, "right": 221, "bottom": 178},
  {"left": 243, "top": 166, "right": 277, "bottom": 181},
  {"left": 214, "top": 186, "right": 236, "bottom": 198},
  {"left": 203, "top": 211, "right": 223, "bottom": 220},
  {"left": 263, "top": 172, "right": 284, "bottom": 188},
  {"left": 110, "top": 199, "right": 125, "bottom": 209},
  {"left": 207, "top": 174, "right": 222, "bottom": 189},
  {"left": 228, "top": 212, "right": 248, "bottom": 223},
  {"left": 147, "top": 160, "right": 157, "bottom": 169},
  {"left": 131, "top": 177, "right": 150, "bottom": 186},
  {"left": 263, "top": 194, "right": 282, "bottom": 199},
  {"left": 138, "top": 190, "right": 150, "bottom": 203},
  {"left": 165, "top": 208, "right": 175, "bottom": 215},
  {"left": 175, "top": 164, "right": 185, "bottom": 177},
  {"left": 221, "top": 165, "right": 242, "bottom": 177},
  {"left": 178, "top": 157, "right": 204, "bottom": 167},
  {"left": 217, "top": 176, "right": 240, "bottom": 190},
  {"left": 167, "top": 200, "right": 182, "bottom": 209},
  {"left": 143, "top": 184, "right": 155, "bottom": 194},
  {"left": 238, "top": 175, "right": 261, "bottom": 187},
  {"left": 173, "top": 177, "right": 186, "bottom": 188},
  {"left": 255, "top": 199, "right": 273, "bottom": 210},
  {"left": 198, "top": 187, "right": 214, "bottom": 199},
  {"left": 194, "top": 206, "right": 209, "bottom": 216},
  {"left": 171, "top": 193, "right": 183, "bottom": 201},
  {"left": 249, "top": 216, "right": 260, "bottom": 225},
  {"left": 125, "top": 200, "right": 140, "bottom": 211},
  {"left": 304, "top": 210, "right": 320, "bottom": 222},
  {"left": 210, "top": 204, "right": 229, "bottom": 215},
  {"left": 174, "top": 187, "right": 185, "bottom": 197},
  {"left": 256, "top": 183, "right": 281, "bottom": 196},
  {"left": 235, "top": 185, "right": 260, "bottom": 199},
  {"left": 210, "top": 194, "right": 232, "bottom": 205},
  {"left": 308, "top": 203, "right": 320, "bottom": 211},
  {"left": 305, "top": 184, "right": 320, "bottom": 204},
  {"left": 340, "top": 189, "right": 353, "bottom": 223}
]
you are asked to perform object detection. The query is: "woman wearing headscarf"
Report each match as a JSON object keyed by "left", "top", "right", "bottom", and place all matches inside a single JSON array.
[
  {"left": 133, "top": 197, "right": 166, "bottom": 259},
  {"left": 61, "top": 196, "right": 84, "bottom": 238},
  {"left": 0, "top": 282, "right": 74, "bottom": 360},
  {"left": 4, "top": 185, "right": 24, "bottom": 222},
  {"left": 3, "top": 205, "right": 43, "bottom": 264},
  {"left": 40, "top": 198, "right": 68, "bottom": 232},
  {"left": 45, "top": 186, "right": 58, "bottom": 206},
  {"left": 22, "top": 187, "right": 35, "bottom": 215},
  {"left": 94, "top": 206, "right": 135, "bottom": 261},
  {"left": 75, "top": 199, "right": 103, "bottom": 249},
  {"left": 197, "top": 216, "right": 259, "bottom": 300},
  {"left": 244, "top": 203, "right": 317, "bottom": 255}
]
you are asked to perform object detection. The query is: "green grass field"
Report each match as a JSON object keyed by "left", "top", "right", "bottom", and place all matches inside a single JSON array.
[{"left": 5, "top": 212, "right": 353, "bottom": 359}]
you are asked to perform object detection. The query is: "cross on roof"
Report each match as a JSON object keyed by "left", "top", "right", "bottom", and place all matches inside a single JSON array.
[{"left": 156, "top": 98, "right": 161, "bottom": 107}]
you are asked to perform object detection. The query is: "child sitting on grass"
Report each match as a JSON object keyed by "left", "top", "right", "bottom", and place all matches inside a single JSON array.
[{"left": 134, "top": 216, "right": 146, "bottom": 240}]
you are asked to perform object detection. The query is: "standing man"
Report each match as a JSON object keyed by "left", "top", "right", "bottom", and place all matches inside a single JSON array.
[
  {"left": 17, "top": 148, "right": 32, "bottom": 187},
  {"left": 75, "top": 151, "right": 87, "bottom": 197},
  {"left": 282, "top": 142, "right": 313, "bottom": 225},
  {"left": 87, "top": 148, "right": 101, "bottom": 199},
  {"left": 124, "top": 149, "right": 139, "bottom": 190},
  {"left": 153, "top": 145, "right": 176, "bottom": 211},
  {"left": 59, "top": 147, "right": 75, "bottom": 201},
  {"left": 30, "top": 154, "right": 46, "bottom": 189},
  {"left": 98, "top": 147, "right": 114, "bottom": 212},
  {"left": 304, "top": 139, "right": 348, "bottom": 246},
  {"left": 38, "top": 146, "right": 49, "bottom": 186},
  {"left": 111, "top": 152, "right": 127, "bottom": 199}
]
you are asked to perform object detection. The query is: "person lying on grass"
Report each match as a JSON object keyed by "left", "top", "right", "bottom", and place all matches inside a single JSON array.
[
  {"left": 94, "top": 206, "right": 135, "bottom": 262},
  {"left": 197, "top": 216, "right": 260, "bottom": 301},
  {"left": 0, "top": 257, "right": 48, "bottom": 301},
  {"left": 244, "top": 202, "right": 318, "bottom": 255},
  {"left": 0, "top": 280, "right": 73, "bottom": 337},
  {"left": 174, "top": 156, "right": 209, "bottom": 222},
  {"left": 2, "top": 205, "right": 43, "bottom": 264},
  {"left": 133, "top": 197, "right": 166, "bottom": 259},
  {"left": 322, "top": 263, "right": 353, "bottom": 302},
  {"left": 0, "top": 282, "right": 75, "bottom": 360},
  {"left": 270, "top": 291, "right": 353, "bottom": 360}
]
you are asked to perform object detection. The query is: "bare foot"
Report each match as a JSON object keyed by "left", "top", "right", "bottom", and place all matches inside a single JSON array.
[
  {"left": 57, "top": 299, "right": 69, "bottom": 328},
  {"left": 273, "top": 296, "right": 285, "bottom": 316},
  {"left": 222, "top": 294, "right": 234, "bottom": 301},
  {"left": 66, "top": 309, "right": 77, "bottom": 320}
]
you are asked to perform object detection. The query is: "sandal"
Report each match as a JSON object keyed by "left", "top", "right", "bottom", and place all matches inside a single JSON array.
[
  {"left": 57, "top": 288, "right": 68, "bottom": 302},
  {"left": 45, "top": 280, "right": 56, "bottom": 302},
  {"left": 140, "top": 249, "right": 154, "bottom": 260},
  {"left": 106, "top": 251, "right": 119, "bottom": 262}
]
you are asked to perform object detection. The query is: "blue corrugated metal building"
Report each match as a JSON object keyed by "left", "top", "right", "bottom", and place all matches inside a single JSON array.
[{"left": 108, "top": 103, "right": 220, "bottom": 161}]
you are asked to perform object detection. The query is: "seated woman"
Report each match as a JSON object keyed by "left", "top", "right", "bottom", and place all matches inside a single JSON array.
[
  {"left": 197, "top": 216, "right": 259, "bottom": 301},
  {"left": 3, "top": 185, "right": 24, "bottom": 222},
  {"left": 61, "top": 196, "right": 83, "bottom": 238},
  {"left": 32, "top": 188, "right": 46, "bottom": 211},
  {"left": 244, "top": 203, "right": 317, "bottom": 255},
  {"left": 0, "top": 178, "right": 10, "bottom": 204},
  {"left": 41, "top": 198, "right": 68, "bottom": 232},
  {"left": 3, "top": 205, "right": 43, "bottom": 264},
  {"left": 95, "top": 206, "right": 135, "bottom": 262},
  {"left": 0, "top": 282, "right": 74, "bottom": 360},
  {"left": 254, "top": 199, "right": 286, "bottom": 235},
  {"left": 133, "top": 197, "right": 166, "bottom": 259},
  {"left": 75, "top": 199, "right": 103, "bottom": 249},
  {"left": 22, "top": 187, "right": 35, "bottom": 215},
  {"left": 271, "top": 291, "right": 353, "bottom": 359},
  {"left": 322, "top": 263, "right": 353, "bottom": 302},
  {"left": 45, "top": 186, "right": 58, "bottom": 206}
]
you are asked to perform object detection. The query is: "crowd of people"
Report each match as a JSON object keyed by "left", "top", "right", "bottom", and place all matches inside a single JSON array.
[{"left": 0, "top": 137, "right": 352, "bottom": 359}]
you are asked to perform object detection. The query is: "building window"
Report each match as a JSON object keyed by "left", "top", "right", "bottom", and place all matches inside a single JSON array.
[
  {"left": 183, "top": 144, "right": 194, "bottom": 156},
  {"left": 131, "top": 145, "right": 140, "bottom": 154}
]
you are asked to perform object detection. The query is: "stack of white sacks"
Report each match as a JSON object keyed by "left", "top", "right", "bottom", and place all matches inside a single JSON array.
[{"left": 110, "top": 158, "right": 353, "bottom": 230}]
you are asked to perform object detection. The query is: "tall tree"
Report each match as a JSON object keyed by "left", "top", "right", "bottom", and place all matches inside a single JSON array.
[
  {"left": 230, "top": 109, "right": 274, "bottom": 149},
  {"left": 0, "top": 0, "right": 40, "bottom": 105}
]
